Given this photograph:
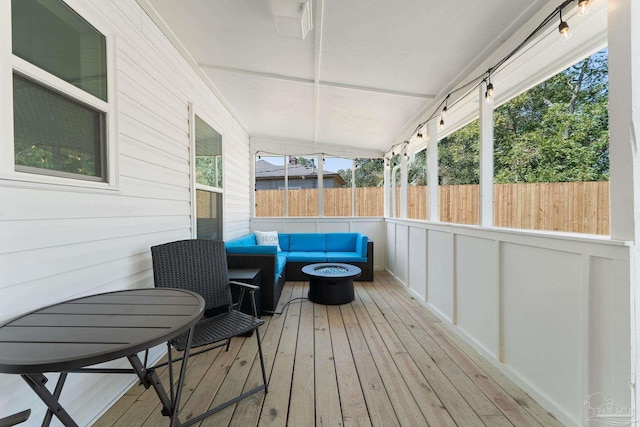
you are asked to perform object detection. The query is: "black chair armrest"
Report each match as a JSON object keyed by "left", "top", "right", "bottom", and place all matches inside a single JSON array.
[
  {"left": 228, "top": 280, "right": 260, "bottom": 317},
  {"left": 0, "top": 409, "right": 31, "bottom": 427},
  {"left": 229, "top": 280, "right": 260, "bottom": 291}
]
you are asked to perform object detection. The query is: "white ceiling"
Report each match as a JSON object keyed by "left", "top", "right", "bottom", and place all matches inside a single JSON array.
[{"left": 137, "top": 0, "right": 552, "bottom": 155}]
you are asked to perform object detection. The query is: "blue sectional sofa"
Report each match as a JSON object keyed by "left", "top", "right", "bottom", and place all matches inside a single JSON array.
[{"left": 225, "top": 232, "right": 374, "bottom": 312}]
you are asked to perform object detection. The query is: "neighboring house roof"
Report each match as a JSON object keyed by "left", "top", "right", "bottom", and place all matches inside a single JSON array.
[{"left": 255, "top": 159, "right": 346, "bottom": 185}]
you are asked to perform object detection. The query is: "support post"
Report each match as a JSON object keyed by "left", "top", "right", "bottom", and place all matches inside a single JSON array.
[
  {"left": 479, "top": 83, "right": 494, "bottom": 227},
  {"left": 608, "top": 0, "right": 640, "bottom": 419},
  {"left": 317, "top": 155, "right": 324, "bottom": 217},
  {"left": 351, "top": 159, "right": 356, "bottom": 217},
  {"left": 400, "top": 147, "right": 408, "bottom": 218},
  {"left": 384, "top": 157, "right": 391, "bottom": 217},
  {"left": 427, "top": 121, "right": 439, "bottom": 221},
  {"left": 284, "top": 156, "right": 289, "bottom": 216}
]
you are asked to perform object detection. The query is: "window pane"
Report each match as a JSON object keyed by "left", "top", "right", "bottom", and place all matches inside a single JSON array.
[
  {"left": 493, "top": 48, "right": 609, "bottom": 234},
  {"left": 287, "top": 156, "right": 318, "bottom": 217},
  {"left": 255, "top": 156, "right": 286, "bottom": 217},
  {"left": 324, "top": 157, "right": 352, "bottom": 217},
  {"left": 438, "top": 119, "right": 480, "bottom": 225},
  {"left": 196, "top": 190, "right": 222, "bottom": 239},
  {"left": 354, "top": 158, "right": 384, "bottom": 217},
  {"left": 13, "top": 74, "right": 105, "bottom": 180},
  {"left": 195, "top": 115, "right": 223, "bottom": 188},
  {"left": 408, "top": 150, "right": 428, "bottom": 220},
  {"left": 12, "top": 0, "right": 107, "bottom": 101}
]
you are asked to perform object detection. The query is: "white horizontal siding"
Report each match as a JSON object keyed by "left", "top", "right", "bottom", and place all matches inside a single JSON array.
[
  {"left": 0, "top": 0, "right": 251, "bottom": 424},
  {"left": 224, "top": 139, "right": 252, "bottom": 239}
]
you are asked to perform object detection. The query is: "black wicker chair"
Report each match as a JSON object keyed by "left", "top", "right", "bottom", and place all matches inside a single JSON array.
[{"left": 150, "top": 239, "right": 268, "bottom": 425}]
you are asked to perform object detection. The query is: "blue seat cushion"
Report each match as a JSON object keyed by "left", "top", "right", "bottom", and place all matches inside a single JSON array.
[
  {"left": 326, "top": 252, "right": 367, "bottom": 263},
  {"left": 286, "top": 251, "right": 327, "bottom": 262},
  {"left": 326, "top": 233, "right": 357, "bottom": 252},
  {"left": 289, "top": 234, "right": 326, "bottom": 252}
]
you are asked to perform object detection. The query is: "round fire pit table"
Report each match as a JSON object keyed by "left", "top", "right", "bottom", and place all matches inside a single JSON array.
[{"left": 302, "top": 263, "right": 361, "bottom": 305}]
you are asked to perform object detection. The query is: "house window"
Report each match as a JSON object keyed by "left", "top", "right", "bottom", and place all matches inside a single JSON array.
[
  {"left": 11, "top": 0, "right": 109, "bottom": 182},
  {"left": 194, "top": 115, "right": 223, "bottom": 239},
  {"left": 195, "top": 115, "right": 222, "bottom": 189}
]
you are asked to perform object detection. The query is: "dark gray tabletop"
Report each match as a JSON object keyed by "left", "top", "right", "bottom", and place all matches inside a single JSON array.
[
  {"left": 0, "top": 288, "right": 204, "bottom": 374},
  {"left": 228, "top": 268, "right": 261, "bottom": 281}
]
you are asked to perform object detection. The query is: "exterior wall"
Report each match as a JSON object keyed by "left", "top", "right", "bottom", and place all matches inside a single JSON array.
[
  {"left": 0, "top": 0, "right": 250, "bottom": 423},
  {"left": 385, "top": 218, "right": 630, "bottom": 427},
  {"left": 256, "top": 175, "right": 342, "bottom": 190},
  {"left": 256, "top": 177, "right": 286, "bottom": 190}
]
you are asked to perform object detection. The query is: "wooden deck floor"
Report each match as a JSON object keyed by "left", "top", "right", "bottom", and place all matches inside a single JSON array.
[{"left": 95, "top": 272, "right": 562, "bottom": 427}]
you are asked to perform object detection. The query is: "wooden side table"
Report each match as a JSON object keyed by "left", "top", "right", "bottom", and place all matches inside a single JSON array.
[{"left": 228, "top": 267, "right": 263, "bottom": 317}]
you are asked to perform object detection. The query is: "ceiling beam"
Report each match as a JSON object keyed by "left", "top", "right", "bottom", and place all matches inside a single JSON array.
[
  {"left": 251, "top": 134, "right": 384, "bottom": 158},
  {"left": 198, "top": 63, "right": 435, "bottom": 99},
  {"left": 313, "top": 0, "right": 325, "bottom": 144}
]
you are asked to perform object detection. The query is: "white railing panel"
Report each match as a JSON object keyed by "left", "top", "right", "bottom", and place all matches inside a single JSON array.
[{"left": 385, "top": 218, "right": 630, "bottom": 427}]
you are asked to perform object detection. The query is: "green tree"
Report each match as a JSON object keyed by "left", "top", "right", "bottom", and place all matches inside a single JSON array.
[
  {"left": 196, "top": 155, "right": 222, "bottom": 187},
  {"left": 438, "top": 120, "right": 480, "bottom": 185},
  {"left": 294, "top": 156, "right": 316, "bottom": 167},
  {"left": 337, "top": 158, "right": 384, "bottom": 187},
  {"left": 493, "top": 48, "right": 608, "bottom": 183},
  {"left": 433, "top": 48, "right": 608, "bottom": 185},
  {"left": 408, "top": 150, "right": 427, "bottom": 185}
]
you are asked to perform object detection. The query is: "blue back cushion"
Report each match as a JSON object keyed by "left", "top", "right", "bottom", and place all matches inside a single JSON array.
[
  {"left": 289, "top": 233, "right": 326, "bottom": 251},
  {"left": 225, "top": 245, "right": 277, "bottom": 255},
  {"left": 278, "top": 234, "right": 290, "bottom": 252},
  {"left": 225, "top": 234, "right": 256, "bottom": 246},
  {"left": 356, "top": 234, "right": 367, "bottom": 256},
  {"left": 326, "top": 233, "right": 357, "bottom": 252}
]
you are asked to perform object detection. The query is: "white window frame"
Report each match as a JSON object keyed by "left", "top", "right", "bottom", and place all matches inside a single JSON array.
[
  {"left": 190, "top": 104, "right": 224, "bottom": 239},
  {"left": 0, "top": 0, "right": 118, "bottom": 191}
]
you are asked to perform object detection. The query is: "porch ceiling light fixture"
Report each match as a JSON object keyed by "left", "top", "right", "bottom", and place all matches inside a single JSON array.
[
  {"left": 577, "top": 0, "right": 591, "bottom": 15},
  {"left": 558, "top": 9, "right": 572, "bottom": 40},
  {"left": 269, "top": 0, "right": 313, "bottom": 39},
  {"left": 399, "top": 0, "right": 589, "bottom": 152},
  {"left": 485, "top": 74, "right": 494, "bottom": 103}
]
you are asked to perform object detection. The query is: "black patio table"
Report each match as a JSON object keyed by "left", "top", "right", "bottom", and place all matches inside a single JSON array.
[
  {"left": 0, "top": 288, "right": 205, "bottom": 427},
  {"left": 302, "top": 263, "right": 361, "bottom": 305}
]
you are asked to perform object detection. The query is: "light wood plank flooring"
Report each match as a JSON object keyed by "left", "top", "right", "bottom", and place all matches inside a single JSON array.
[{"left": 95, "top": 272, "right": 562, "bottom": 426}]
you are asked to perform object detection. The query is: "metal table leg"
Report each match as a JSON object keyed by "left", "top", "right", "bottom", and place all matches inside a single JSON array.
[
  {"left": 127, "top": 324, "right": 196, "bottom": 426},
  {"left": 21, "top": 373, "right": 77, "bottom": 427}
]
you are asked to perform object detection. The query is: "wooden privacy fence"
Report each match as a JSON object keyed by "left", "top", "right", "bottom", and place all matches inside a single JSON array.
[{"left": 256, "top": 181, "right": 610, "bottom": 235}]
